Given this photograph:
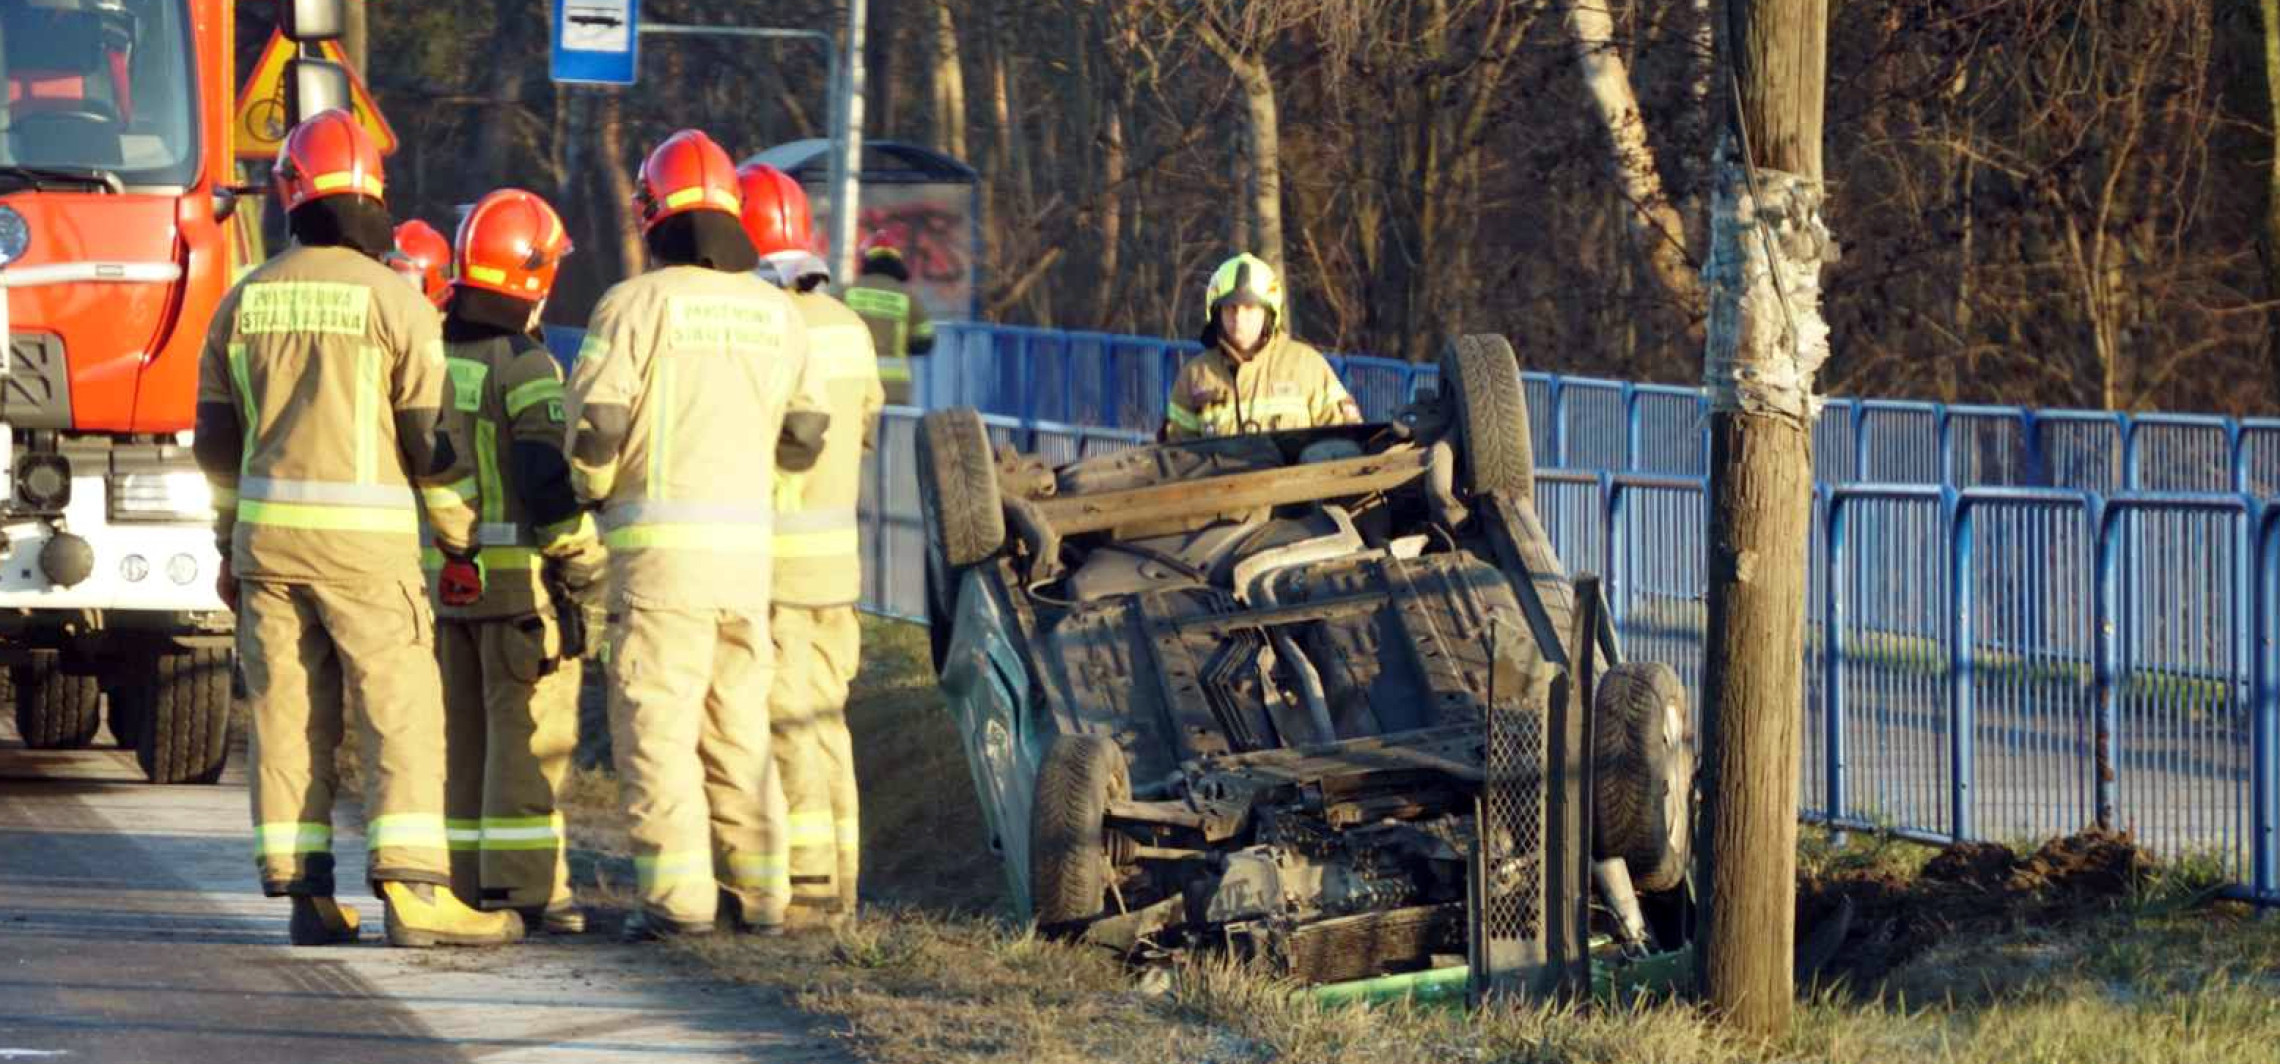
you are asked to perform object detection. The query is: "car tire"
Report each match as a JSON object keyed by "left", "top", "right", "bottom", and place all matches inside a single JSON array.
[
  {"left": 918, "top": 408, "right": 1005, "bottom": 569},
  {"left": 13, "top": 656, "right": 100, "bottom": 750},
  {"left": 923, "top": 551, "right": 957, "bottom": 674},
  {"left": 1591, "top": 661, "right": 1693, "bottom": 893},
  {"left": 1029, "top": 733, "right": 1130, "bottom": 930},
  {"left": 135, "top": 648, "right": 233, "bottom": 785},
  {"left": 1440, "top": 334, "right": 1535, "bottom": 502}
]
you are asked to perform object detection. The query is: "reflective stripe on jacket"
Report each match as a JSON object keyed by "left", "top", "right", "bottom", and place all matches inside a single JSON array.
[
  {"left": 196, "top": 245, "right": 472, "bottom": 583},
  {"left": 842, "top": 274, "right": 932, "bottom": 405},
  {"left": 1163, "top": 334, "right": 1361, "bottom": 440},
  {"left": 426, "top": 333, "right": 589, "bottom": 619},
  {"left": 564, "top": 266, "right": 823, "bottom": 610},
  {"left": 772, "top": 291, "right": 883, "bottom": 608}
]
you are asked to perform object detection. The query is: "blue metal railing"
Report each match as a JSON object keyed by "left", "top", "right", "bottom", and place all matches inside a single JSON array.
[
  {"left": 918, "top": 322, "right": 2280, "bottom": 496},
  {"left": 543, "top": 316, "right": 2280, "bottom": 902},
  {"left": 852, "top": 406, "right": 2280, "bottom": 903}
]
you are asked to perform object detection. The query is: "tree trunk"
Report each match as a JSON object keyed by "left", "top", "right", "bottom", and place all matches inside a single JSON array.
[
  {"left": 1094, "top": 100, "right": 1126, "bottom": 328},
  {"left": 597, "top": 90, "right": 645, "bottom": 280},
  {"left": 475, "top": 0, "right": 530, "bottom": 186},
  {"left": 1194, "top": 19, "right": 1284, "bottom": 273},
  {"left": 1564, "top": 0, "right": 1703, "bottom": 322},
  {"left": 1696, "top": 0, "right": 1831, "bottom": 1040},
  {"left": 931, "top": 0, "right": 968, "bottom": 160},
  {"left": 2259, "top": 0, "right": 2280, "bottom": 400},
  {"left": 1236, "top": 59, "right": 1284, "bottom": 274}
]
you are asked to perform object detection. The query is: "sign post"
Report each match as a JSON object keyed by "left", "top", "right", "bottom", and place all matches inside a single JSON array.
[
  {"left": 547, "top": 8, "right": 861, "bottom": 282},
  {"left": 550, "top": 0, "right": 641, "bottom": 86},
  {"left": 233, "top": 30, "right": 398, "bottom": 159}
]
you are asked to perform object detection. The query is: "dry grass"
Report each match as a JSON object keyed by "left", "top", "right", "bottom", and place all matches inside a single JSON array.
[{"left": 559, "top": 616, "right": 2280, "bottom": 1064}]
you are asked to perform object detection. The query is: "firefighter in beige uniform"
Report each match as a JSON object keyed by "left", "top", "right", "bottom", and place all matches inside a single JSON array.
[
  {"left": 1163, "top": 253, "right": 1361, "bottom": 440},
  {"left": 739, "top": 163, "right": 884, "bottom": 923},
  {"left": 193, "top": 110, "right": 522, "bottom": 948},
  {"left": 566, "top": 130, "right": 832, "bottom": 939},
  {"left": 425, "top": 189, "right": 601, "bottom": 933}
]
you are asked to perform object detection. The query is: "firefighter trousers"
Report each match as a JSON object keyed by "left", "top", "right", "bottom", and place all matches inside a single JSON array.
[
  {"left": 605, "top": 605, "right": 780, "bottom": 927},
  {"left": 242, "top": 578, "right": 451, "bottom": 895},
  {"left": 762, "top": 604, "right": 862, "bottom": 915},
  {"left": 438, "top": 615, "right": 581, "bottom": 912}
]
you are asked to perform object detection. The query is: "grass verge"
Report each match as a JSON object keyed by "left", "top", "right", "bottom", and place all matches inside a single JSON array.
[{"left": 572, "top": 616, "right": 2280, "bottom": 1064}]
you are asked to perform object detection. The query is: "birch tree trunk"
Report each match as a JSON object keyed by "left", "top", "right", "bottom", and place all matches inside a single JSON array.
[
  {"left": 1696, "top": 0, "right": 1833, "bottom": 1039},
  {"left": 1564, "top": 0, "right": 1703, "bottom": 318},
  {"left": 1195, "top": 19, "right": 1285, "bottom": 273},
  {"left": 931, "top": 0, "right": 968, "bottom": 160}
]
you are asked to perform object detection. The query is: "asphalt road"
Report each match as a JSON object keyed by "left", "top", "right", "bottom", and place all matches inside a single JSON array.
[{"left": 0, "top": 723, "right": 845, "bottom": 1064}]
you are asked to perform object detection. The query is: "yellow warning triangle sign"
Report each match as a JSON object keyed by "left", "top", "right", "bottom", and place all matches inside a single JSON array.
[{"left": 233, "top": 30, "right": 399, "bottom": 160}]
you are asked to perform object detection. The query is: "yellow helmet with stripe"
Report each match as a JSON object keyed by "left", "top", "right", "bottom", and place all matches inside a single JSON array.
[{"left": 1205, "top": 253, "right": 1284, "bottom": 326}]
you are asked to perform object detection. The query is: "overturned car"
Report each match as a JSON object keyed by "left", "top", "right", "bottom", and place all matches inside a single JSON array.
[{"left": 919, "top": 337, "right": 1693, "bottom": 993}]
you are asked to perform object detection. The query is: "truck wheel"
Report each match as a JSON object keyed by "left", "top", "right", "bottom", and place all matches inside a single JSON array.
[
  {"left": 13, "top": 656, "right": 101, "bottom": 750},
  {"left": 1591, "top": 661, "right": 1693, "bottom": 893},
  {"left": 104, "top": 657, "right": 159, "bottom": 749},
  {"left": 1440, "top": 335, "right": 1535, "bottom": 502},
  {"left": 136, "top": 648, "right": 233, "bottom": 785},
  {"left": 1029, "top": 733, "right": 1130, "bottom": 930},
  {"left": 106, "top": 684, "right": 149, "bottom": 748}
]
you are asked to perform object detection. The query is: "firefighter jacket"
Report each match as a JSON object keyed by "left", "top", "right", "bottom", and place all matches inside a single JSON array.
[
  {"left": 194, "top": 244, "right": 476, "bottom": 582},
  {"left": 1163, "top": 334, "right": 1363, "bottom": 440},
  {"left": 771, "top": 291, "right": 884, "bottom": 608},
  {"left": 564, "top": 266, "right": 825, "bottom": 611},
  {"left": 841, "top": 273, "right": 933, "bottom": 402},
  {"left": 427, "top": 329, "right": 593, "bottom": 620}
]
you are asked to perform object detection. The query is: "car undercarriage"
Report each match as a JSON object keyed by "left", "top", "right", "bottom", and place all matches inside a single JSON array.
[{"left": 921, "top": 336, "right": 1694, "bottom": 996}]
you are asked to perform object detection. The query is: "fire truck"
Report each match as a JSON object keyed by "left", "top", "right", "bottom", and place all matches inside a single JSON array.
[{"left": 0, "top": 0, "right": 351, "bottom": 782}]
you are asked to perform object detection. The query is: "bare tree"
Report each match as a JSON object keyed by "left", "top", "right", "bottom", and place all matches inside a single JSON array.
[
  {"left": 1563, "top": 0, "right": 1703, "bottom": 322},
  {"left": 931, "top": 0, "right": 969, "bottom": 159}
]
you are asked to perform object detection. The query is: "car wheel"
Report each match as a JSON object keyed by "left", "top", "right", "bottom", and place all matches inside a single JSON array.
[
  {"left": 1440, "top": 334, "right": 1535, "bottom": 502},
  {"left": 1591, "top": 661, "right": 1693, "bottom": 893},
  {"left": 1029, "top": 733, "right": 1130, "bottom": 930},
  {"left": 917, "top": 408, "right": 1006, "bottom": 569}
]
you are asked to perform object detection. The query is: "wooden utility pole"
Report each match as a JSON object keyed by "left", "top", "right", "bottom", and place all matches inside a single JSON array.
[{"left": 1695, "top": 0, "right": 1832, "bottom": 1040}]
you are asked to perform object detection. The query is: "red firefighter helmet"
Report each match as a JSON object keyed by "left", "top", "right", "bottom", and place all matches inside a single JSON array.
[
  {"left": 272, "top": 109, "right": 385, "bottom": 211},
  {"left": 733, "top": 163, "right": 814, "bottom": 257},
  {"left": 453, "top": 189, "right": 573, "bottom": 302},
  {"left": 387, "top": 220, "right": 451, "bottom": 307},
  {"left": 633, "top": 129, "right": 741, "bottom": 234}
]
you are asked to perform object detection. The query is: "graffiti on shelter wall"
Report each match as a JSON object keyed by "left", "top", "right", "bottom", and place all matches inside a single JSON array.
[{"left": 808, "top": 182, "right": 976, "bottom": 320}]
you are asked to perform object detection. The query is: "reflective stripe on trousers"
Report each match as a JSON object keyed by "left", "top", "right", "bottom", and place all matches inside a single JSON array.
[{"left": 253, "top": 821, "right": 333, "bottom": 858}]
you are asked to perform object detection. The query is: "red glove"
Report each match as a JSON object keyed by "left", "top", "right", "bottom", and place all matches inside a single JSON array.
[
  {"left": 438, "top": 552, "right": 484, "bottom": 607},
  {"left": 215, "top": 557, "right": 238, "bottom": 611}
]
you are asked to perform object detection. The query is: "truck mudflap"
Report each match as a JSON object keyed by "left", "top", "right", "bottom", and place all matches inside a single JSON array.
[{"left": 0, "top": 473, "right": 225, "bottom": 615}]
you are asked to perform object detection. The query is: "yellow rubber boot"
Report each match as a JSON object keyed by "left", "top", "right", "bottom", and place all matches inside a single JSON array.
[
  {"left": 288, "top": 896, "right": 362, "bottom": 946},
  {"left": 381, "top": 881, "right": 527, "bottom": 948}
]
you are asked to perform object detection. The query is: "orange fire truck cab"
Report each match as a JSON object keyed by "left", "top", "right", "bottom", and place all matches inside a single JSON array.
[{"left": 0, "top": 0, "right": 349, "bottom": 782}]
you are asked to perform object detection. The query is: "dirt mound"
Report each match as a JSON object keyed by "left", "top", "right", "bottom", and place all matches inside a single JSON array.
[{"left": 1797, "top": 829, "right": 2152, "bottom": 988}]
